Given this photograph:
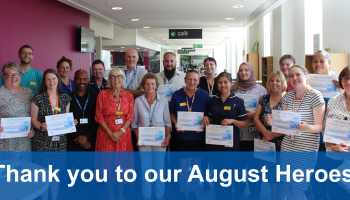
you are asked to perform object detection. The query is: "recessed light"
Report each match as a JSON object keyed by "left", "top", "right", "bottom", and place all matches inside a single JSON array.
[
  {"left": 136, "top": 48, "right": 140, "bottom": 49},
  {"left": 130, "top": 19, "right": 139, "bottom": 21},
  {"left": 221, "top": 25, "right": 228, "bottom": 27},
  {"left": 166, "top": 41, "right": 170, "bottom": 42},
  {"left": 144, "top": 49, "right": 148, "bottom": 51},
  {"left": 232, "top": 5, "right": 244, "bottom": 8},
  {"left": 120, "top": 50, "right": 123, "bottom": 52},
  {"left": 225, "top": 18, "right": 235, "bottom": 20},
  {"left": 162, "top": 38, "right": 167, "bottom": 40},
  {"left": 121, "top": 47, "right": 125, "bottom": 48},
  {"left": 143, "top": 26, "right": 150, "bottom": 29},
  {"left": 110, "top": 50, "right": 114, "bottom": 51},
  {"left": 111, "top": 7, "right": 122, "bottom": 10}
]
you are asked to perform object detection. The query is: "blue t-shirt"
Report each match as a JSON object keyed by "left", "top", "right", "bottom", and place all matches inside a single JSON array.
[
  {"left": 206, "top": 91, "right": 248, "bottom": 151},
  {"left": 170, "top": 87, "right": 211, "bottom": 141},
  {"left": 60, "top": 80, "right": 76, "bottom": 94}
]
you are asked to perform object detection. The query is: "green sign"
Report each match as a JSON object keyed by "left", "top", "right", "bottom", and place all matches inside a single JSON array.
[
  {"left": 170, "top": 31, "right": 176, "bottom": 37},
  {"left": 193, "top": 44, "right": 203, "bottom": 48}
]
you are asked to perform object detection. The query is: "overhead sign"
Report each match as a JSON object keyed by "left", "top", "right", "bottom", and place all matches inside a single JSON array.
[
  {"left": 169, "top": 29, "right": 202, "bottom": 39},
  {"left": 178, "top": 50, "right": 189, "bottom": 54},
  {"left": 193, "top": 44, "right": 203, "bottom": 48},
  {"left": 181, "top": 48, "right": 195, "bottom": 52}
]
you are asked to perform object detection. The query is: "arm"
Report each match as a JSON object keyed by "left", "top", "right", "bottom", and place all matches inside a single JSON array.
[
  {"left": 297, "top": 103, "right": 325, "bottom": 133},
  {"left": 253, "top": 105, "right": 274, "bottom": 140},
  {"left": 30, "top": 101, "right": 47, "bottom": 131},
  {"left": 332, "top": 79, "right": 344, "bottom": 94},
  {"left": 246, "top": 110, "right": 255, "bottom": 119},
  {"left": 221, "top": 119, "right": 247, "bottom": 128},
  {"left": 161, "top": 126, "right": 171, "bottom": 148},
  {"left": 170, "top": 113, "right": 184, "bottom": 132}
]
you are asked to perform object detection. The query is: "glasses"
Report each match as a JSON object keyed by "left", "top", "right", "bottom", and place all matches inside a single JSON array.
[
  {"left": 5, "top": 73, "right": 20, "bottom": 78},
  {"left": 342, "top": 77, "right": 350, "bottom": 82},
  {"left": 20, "top": 52, "right": 33, "bottom": 56},
  {"left": 110, "top": 75, "right": 123, "bottom": 79}
]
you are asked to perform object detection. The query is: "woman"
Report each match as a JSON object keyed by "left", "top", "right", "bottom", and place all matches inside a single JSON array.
[
  {"left": 231, "top": 62, "right": 267, "bottom": 199},
  {"left": 280, "top": 65, "right": 325, "bottom": 200},
  {"left": 132, "top": 72, "right": 171, "bottom": 200},
  {"left": 88, "top": 59, "right": 108, "bottom": 95},
  {"left": 202, "top": 72, "right": 248, "bottom": 200},
  {"left": 254, "top": 71, "right": 287, "bottom": 200},
  {"left": 0, "top": 62, "right": 34, "bottom": 151},
  {"left": 56, "top": 56, "right": 76, "bottom": 94},
  {"left": 169, "top": 69, "right": 210, "bottom": 200},
  {"left": 94, "top": 67, "right": 134, "bottom": 200},
  {"left": 323, "top": 66, "right": 350, "bottom": 199},
  {"left": 30, "top": 68, "right": 75, "bottom": 200},
  {"left": 279, "top": 55, "right": 296, "bottom": 92},
  {"left": 198, "top": 57, "right": 219, "bottom": 96}
]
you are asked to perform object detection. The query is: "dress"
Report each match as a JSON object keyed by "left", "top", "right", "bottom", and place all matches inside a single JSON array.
[{"left": 0, "top": 85, "right": 33, "bottom": 151}]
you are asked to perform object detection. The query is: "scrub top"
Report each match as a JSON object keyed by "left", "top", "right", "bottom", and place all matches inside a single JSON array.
[
  {"left": 60, "top": 79, "right": 76, "bottom": 94},
  {"left": 169, "top": 87, "right": 211, "bottom": 141},
  {"left": 206, "top": 91, "right": 248, "bottom": 151}
]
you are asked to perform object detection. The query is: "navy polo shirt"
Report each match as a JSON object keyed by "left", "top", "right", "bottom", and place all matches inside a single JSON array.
[
  {"left": 170, "top": 87, "right": 211, "bottom": 141},
  {"left": 206, "top": 91, "right": 248, "bottom": 151},
  {"left": 88, "top": 78, "right": 108, "bottom": 95}
]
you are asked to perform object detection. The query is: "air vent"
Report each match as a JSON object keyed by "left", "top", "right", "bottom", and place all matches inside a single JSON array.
[{"left": 237, "top": 0, "right": 278, "bottom": 27}]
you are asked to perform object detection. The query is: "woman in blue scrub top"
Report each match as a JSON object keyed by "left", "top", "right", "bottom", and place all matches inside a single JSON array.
[
  {"left": 169, "top": 69, "right": 211, "bottom": 200},
  {"left": 56, "top": 56, "right": 76, "bottom": 94}
]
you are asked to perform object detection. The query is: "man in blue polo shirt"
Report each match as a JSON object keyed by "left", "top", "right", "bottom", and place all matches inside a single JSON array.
[{"left": 0, "top": 44, "right": 43, "bottom": 95}]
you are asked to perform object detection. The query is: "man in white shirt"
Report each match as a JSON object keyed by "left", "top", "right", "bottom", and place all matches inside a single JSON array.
[
  {"left": 156, "top": 52, "right": 185, "bottom": 87},
  {"left": 121, "top": 49, "right": 148, "bottom": 98}
]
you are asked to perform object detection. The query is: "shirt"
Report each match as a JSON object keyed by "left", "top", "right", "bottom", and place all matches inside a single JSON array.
[
  {"left": 235, "top": 85, "right": 268, "bottom": 141},
  {"left": 169, "top": 87, "right": 211, "bottom": 141},
  {"left": 121, "top": 65, "right": 148, "bottom": 90},
  {"left": 131, "top": 94, "right": 172, "bottom": 131},
  {"left": 155, "top": 70, "right": 186, "bottom": 86},
  {"left": 68, "top": 91, "right": 98, "bottom": 151},
  {"left": 61, "top": 80, "right": 76, "bottom": 94},
  {"left": 286, "top": 82, "right": 294, "bottom": 92},
  {"left": 88, "top": 78, "right": 108, "bottom": 95},
  {"left": 0, "top": 67, "right": 43, "bottom": 95}
]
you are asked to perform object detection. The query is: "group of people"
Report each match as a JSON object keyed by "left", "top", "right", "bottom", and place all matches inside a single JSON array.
[{"left": 0, "top": 44, "right": 349, "bottom": 200}]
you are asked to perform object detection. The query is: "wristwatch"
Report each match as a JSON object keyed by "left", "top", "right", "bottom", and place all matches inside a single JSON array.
[{"left": 120, "top": 128, "right": 126, "bottom": 133}]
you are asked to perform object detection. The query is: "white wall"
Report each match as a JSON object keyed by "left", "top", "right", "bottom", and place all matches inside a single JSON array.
[
  {"left": 214, "top": 43, "right": 226, "bottom": 73},
  {"left": 103, "top": 26, "right": 136, "bottom": 46},
  {"left": 292, "top": 0, "right": 306, "bottom": 66},
  {"left": 90, "top": 15, "right": 114, "bottom": 40},
  {"left": 136, "top": 30, "right": 162, "bottom": 51},
  {"left": 248, "top": 17, "right": 264, "bottom": 79},
  {"left": 272, "top": 6, "right": 282, "bottom": 71}
]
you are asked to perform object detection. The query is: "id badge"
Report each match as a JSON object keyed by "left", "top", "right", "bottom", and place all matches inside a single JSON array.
[
  {"left": 80, "top": 118, "right": 88, "bottom": 124},
  {"left": 290, "top": 135, "right": 295, "bottom": 141},
  {"left": 52, "top": 135, "right": 60, "bottom": 141},
  {"left": 248, "top": 121, "right": 256, "bottom": 132},
  {"left": 115, "top": 118, "right": 123, "bottom": 125}
]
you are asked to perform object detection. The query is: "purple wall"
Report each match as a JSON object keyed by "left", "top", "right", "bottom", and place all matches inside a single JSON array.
[{"left": 0, "top": 0, "right": 90, "bottom": 79}]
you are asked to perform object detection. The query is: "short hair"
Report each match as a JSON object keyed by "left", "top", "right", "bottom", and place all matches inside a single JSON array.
[
  {"left": 185, "top": 69, "right": 199, "bottom": 78},
  {"left": 107, "top": 67, "right": 126, "bottom": 89},
  {"left": 267, "top": 71, "right": 287, "bottom": 92},
  {"left": 18, "top": 44, "right": 33, "bottom": 54},
  {"left": 38, "top": 69, "right": 64, "bottom": 94},
  {"left": 140, "top": 72, "right": 160, "bottom": 91},
  {"left": 217, "top": 72, "right": 232, "bottom": 83},
  {"left": 338, "top": 66, "right": 350, "bottom": 89},
  {"left": 163, "top": 52, "right": 176, "bottom": 59},
  {"left": 92, "top": 59, "right": 105, "bottom": 68},
  {"left": 204, "top": 57, "right": 217, "bottom": 65},
  {"left": 56, "top": 56, "right": 73, "bottom": 70},
  {"left": 313, "top": 50, "right": 331, "bottom": 64},
  {"left": 289, "top": 65, "right": 312, "bottom": 91},
  {"left": 74, "top": 69, "right": 88, "bottom": 79},
  {"left": 2, "top": 62, "right": 21, "bottom": 74},
  {"left": 279, "top": 54, "right": 296, "bottom": 65}
]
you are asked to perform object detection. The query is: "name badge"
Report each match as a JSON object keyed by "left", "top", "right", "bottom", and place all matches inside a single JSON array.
[
  {"left": 52, "top": 135, "right": 60, "bottom": 141},
  {"left": 80, "top": 118, "right": 88, "bottom": 124},
  {"left": 224, "top": 106, "right": 231, "bottom": 110},
  {"left": 115, "top": 118, "right": 123, "bottom": 125},
  {"left": 248, "top": 121, "right": 256, "bottom": 132},
  {"left": 116, "top": 111, "right": 123, "bottom": 115},
  {"left": 30, "top": 82, "right": 36, "bottom": 86},
  {"left": 180, "top": 102, "right": 187, "bottom": 106},
  {"left": 53, "top": 107, "right": 61, "bottom": 112}
]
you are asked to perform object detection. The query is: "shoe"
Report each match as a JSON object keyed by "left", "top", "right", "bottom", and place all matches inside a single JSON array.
[
  {"left": 188, "top": 192, "right": 198, "bottom": 200},
  {"left": 203, "top": 181, "right": 210, "bottom": 191},
  {"left": 175, "top": 192, "right": 186, "bottom": 200}
]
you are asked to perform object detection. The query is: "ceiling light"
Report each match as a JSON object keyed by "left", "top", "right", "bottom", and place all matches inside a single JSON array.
[
  {"left": 130, "top": 19, "right": 139, "bottom": 21},
  {"left": 221, "top": 25, "right": 228, "bottom": 27},
  {"left": 120, "top": 50, "right": 123, "bottom": 52},
  {"left": 162, "top": 38, "right": 166, "bottom": 40},
  {"left": 232, "top": 5, "right": 244, "bottom": 8},
  {"left": 111, "top": 7, "right": 122, "bottom": 10},
  {"left": 166, "top": 41, "right": 170, "bottom": 42},
  {"left": 225, "top": 18, "right": 235, "bottom": 20},
  {"left": 110, "top": 50, "right": 114, "bottom": 51},
  {"left": 143, "top": 26, "right": 150, "bottom": 29},
  {"left": 121, "top": 47, "right": 125, "bottom": 48},
  {"left": 136, "top": 48, "right": 140, "bottom": 49}
]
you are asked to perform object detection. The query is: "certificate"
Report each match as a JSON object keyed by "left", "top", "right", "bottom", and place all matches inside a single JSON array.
[
  {"left": 254, "top": 138, "right": 276, "bottom": 163},
  {"left": 324, "top": 118, "right": 350, "bottom": 146},
  {"left": 272, "top": 110, "right": 301, "bottom": 136},
  {"left": 308, "top": 74, "right": 339, "bottom": 98},
  {"left": 157, "top": 84, "right": 184, "bottom": 101},
  {"left": 138, "top": 127, "right": 165, "bottom": 146},
  {"left": 177, "top": 111, "right": 204, "bottom": 131},
  {"left": 0, "top": 117, "right": 31, "bottom": 139},
  {"left": 236, "top": 94, "right": 259, "bottom": 112},
  {"left": 206, "top": 125, "right": 233, "bottom": 147},
  {"left": 45, "top": 113, "right": 76, "bottom": 136}
]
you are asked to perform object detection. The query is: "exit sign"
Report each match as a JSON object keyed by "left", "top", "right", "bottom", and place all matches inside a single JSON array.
[{"left": 193, "top": 44, "right": 203, "bottom": 48}]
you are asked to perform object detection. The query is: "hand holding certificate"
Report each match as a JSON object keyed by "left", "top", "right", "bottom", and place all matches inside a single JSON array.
[
  {"left": 236, "top": 94, "right": 259, "bottom": 112},
  {"left": 138, "top": 127, "right": 165, "bottom": 146},
  {"left": 177, "top": 111, "right": 204, "bottom": 131},
  {"left": 0, "top": 117, "right": 31, "bottom": 139},
  {"left": 308, "top": 74, "right": 340, "bottom": 98},
  {"left": 272, "top": 110, "right": 301, "bottom": 136},
  {"left": 206, "top": 125, "right": 233, "bottom": 147},
  {"left": 157, "top": 84, "right": 184, "bottom": 101},
  {"left": 45, "top": 113, "right": 76, "bottom": 136},
  {"left": 254, "top": 138, "right": 276, "bottom": 163},
  {"left": 324, "top": 118, "right": 350, "bottom": 146}
]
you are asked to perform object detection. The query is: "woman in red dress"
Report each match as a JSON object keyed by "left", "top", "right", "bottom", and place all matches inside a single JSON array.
[{"left": 95, "top": 67, "right": 134, "bottom": 200}]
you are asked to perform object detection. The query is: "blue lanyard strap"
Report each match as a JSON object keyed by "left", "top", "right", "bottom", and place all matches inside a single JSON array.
[
  {"left": 74, "top": 92, "right": 90, "bottom": 118},
  {"left": 125, "top": 65, "right": 137, "bottom": 89},
  {"left": 142, "top": 98, "right": 159, "bottom": 125}
]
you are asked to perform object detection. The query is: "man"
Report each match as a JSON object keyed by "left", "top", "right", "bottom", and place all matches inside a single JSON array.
[
  {"left": 121, "top": 49, "right": 148, "bottom": 98},
  {"left": 68, "top": 69, "right": 98, "bottom": 151},
  {"left": 0, "top": 44, "right": 43, "bottom": 95},
  {"left": 88, "top": 59, "right": 108, "bottom": 95},
  {"left": 156, "top": 52, "right": 185, "bottom": 87}
]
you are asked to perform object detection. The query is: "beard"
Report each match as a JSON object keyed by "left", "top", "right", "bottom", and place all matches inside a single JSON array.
[
  {"left": 164, "top": 66, "right": 176, "bottom": 80},
  {"left": 21, "top": 60, "right": 31, "bottom": 65}
]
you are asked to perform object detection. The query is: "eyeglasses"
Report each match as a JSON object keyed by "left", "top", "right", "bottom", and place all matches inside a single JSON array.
[
  {"left": 5, "top": 73, "right": 20, "bottom": 78},
  {"left": 110, "top": 75, "right": 123, "bottom": 79},
  {"left": 20, "top": 52, "right": 33, "bottom": 56},
  {"left": 342, "top": 77, "right": 350, "bottom": 82}
]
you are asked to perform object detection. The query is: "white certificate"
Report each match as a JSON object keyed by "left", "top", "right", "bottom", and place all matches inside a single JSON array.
[
  {"left": 308, "top": 74, "right": 340, "bottom": 98},
  {"left": 236, "top": 94, "right": 259, "bottom": 112},
  {"left": 177, "top": 111, "right": 204, "bottom": 131},
  {"left": 157, "top": 84, "right": 184, "bottom": 101},
  {"left": 324, "top": 118, "right": 350, "bottom": 146},
  {"left": 272, "top": 110, "right": 301, "bottom": 136},
  {"left": 0, "top": 117, "right": 31, "bottom": 139},
  {"left": 139, "top": 127, "right": 165, "bottom": 146},
  {"left": 206, "top": 125, "right": 233, "bottom": 147},
  {"left": 45, "top": 113, "right": 76, "bottom": 136},
  {"left": 254, "top": 138, "right": 276, "bottom": 163}
]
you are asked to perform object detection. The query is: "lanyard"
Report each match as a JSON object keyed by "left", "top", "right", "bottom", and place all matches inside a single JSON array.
[
  {"left": 74, "top": 92, "right": 89, "bottom": 118},
  {"left": 113, "top": 90, "right": 122, "bottom": 118},
  {"left": 206, "top": 77, "right": 215, "bottom": 95},
  {"left": 48, "top": 93, "right": 59, "bottom": 115},
  {"left": 164, "top": 77, "right": 173, "bottom": 85},
  {"left": 94, "top": 79, "right": 104, "bottom": 91},
  {"left": 125, "top": 65, "right": 137, "bottom": 89},
  {"left": 142, "top": 98, "right": 159, "bottom": 125},
  {"left": 185, "top": 88, "right": 197, "bottom": 112},
  {"left": 292, "top": 89, "right": 308, "bottom": 112}
]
